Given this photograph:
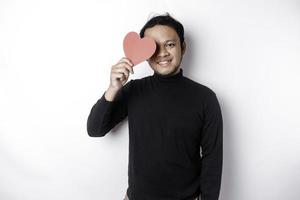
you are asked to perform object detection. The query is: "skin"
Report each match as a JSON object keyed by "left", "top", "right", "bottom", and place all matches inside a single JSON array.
[
  {"left": 105, "top": 25, "right": 187, "bottom": 101},
  {"left": 144, "top": 25, "right": 186, "bottom": 77}
]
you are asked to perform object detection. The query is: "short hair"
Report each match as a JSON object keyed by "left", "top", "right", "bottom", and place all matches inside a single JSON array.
[{"left": 139, "top": 12, "right": 185, "bottom": 49}]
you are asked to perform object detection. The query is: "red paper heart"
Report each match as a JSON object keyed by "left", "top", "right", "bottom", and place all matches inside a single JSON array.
[{"left": 123, "top": 31, "right": 156, "bottom": 66}]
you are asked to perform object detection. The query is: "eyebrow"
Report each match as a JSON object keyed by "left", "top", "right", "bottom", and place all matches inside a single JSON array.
[{"left": 156, "top": 39, "right": 177, "bottom": 44}]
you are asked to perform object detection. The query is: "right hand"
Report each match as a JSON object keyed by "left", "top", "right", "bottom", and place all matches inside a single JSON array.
[{"left": 109, "top": 57, "right": 134, "bottom": 91}]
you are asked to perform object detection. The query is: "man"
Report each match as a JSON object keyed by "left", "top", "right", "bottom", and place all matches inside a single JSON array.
[{"left": 87, "top": 13, "right": 223, "bottom": 200}]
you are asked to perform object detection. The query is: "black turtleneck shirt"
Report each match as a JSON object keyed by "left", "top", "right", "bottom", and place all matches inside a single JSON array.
[{"left": 87, "top": 68, "right": 223, "bottom": 200}]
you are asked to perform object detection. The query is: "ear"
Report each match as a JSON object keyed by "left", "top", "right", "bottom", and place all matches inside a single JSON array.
[{"left": 181, "top": 41, "right": 186, "bottom": 55}]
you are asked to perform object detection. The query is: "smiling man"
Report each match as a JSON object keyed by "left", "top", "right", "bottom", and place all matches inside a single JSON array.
[
  {"left": 143, "top": 24, "right": 186, "bottom": 77},
  {"left": 87, "top": 13, "right": 223, "bottom": 200}
]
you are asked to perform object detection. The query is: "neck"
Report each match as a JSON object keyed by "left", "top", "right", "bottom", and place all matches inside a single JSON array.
[{"left": 152, "top": 68, "right": 183, "bottom": 83}]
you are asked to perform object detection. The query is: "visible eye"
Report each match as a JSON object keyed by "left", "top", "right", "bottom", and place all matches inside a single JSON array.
[{"left": 166, "top": 43, "right": 175, "bottom": 47}]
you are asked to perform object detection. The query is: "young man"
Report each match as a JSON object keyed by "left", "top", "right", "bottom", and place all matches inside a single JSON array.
[{"left": 87, "top": 13, "right": 223, "bottom": 200}]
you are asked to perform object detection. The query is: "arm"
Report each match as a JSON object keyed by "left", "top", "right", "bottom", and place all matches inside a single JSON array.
[
  {"left": 86, "top": 80, "right": 132, "bottom": 137},
  {"left": 199, "top": 92, "right": 223, "bottom": 200}
]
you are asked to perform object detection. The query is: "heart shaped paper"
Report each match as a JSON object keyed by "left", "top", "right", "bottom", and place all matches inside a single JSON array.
[{"left": 123, "top": 31, "right": 156, "bottom": 66}]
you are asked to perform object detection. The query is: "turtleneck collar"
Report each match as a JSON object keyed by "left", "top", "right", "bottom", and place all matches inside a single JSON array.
[{"left": 152, "top": 68, "right": 183, "bottom": 83}]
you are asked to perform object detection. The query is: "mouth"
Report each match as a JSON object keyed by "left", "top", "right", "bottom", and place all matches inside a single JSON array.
[{"left": 156, "top": 59, "right": 172, "bottom": 67}]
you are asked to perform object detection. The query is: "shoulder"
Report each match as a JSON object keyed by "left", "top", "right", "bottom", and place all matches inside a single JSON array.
[
  {"left": 182, "top": 76, "right": 217, "bottom": 97},
  {"left": 181, "top": 77, "right": 221, "bottom": 113},
  {"left": 130, "top": 75, "right": 152, "bottom": 83},
  {"left": 127, "top": 75, "right": 152, "bottom": 88}
]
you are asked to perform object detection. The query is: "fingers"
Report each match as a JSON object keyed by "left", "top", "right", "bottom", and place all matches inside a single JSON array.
[
  {"left": 111, "top": 70, "right": 127, "bottom": 87},
  {"left": 112, "top": 66, "right": 130, "bottom": 79},
  {"left": 109, "top": 57, "right": 135, "bottom": 89},
  {"left": 111, "top": 71, "right": 126, "bottom": 80},
  {"left": 118, "top": 57, "right": 134, "bottom": 74}
]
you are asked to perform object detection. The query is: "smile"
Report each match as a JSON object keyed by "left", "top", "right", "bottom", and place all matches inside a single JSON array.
[{"left": 157, "top": 59, "right": 172, "bottom": 66}]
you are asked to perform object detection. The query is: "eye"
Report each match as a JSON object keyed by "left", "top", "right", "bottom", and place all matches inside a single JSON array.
[{"left": 166, "top": 43, "right": 175, "bottom": 47}]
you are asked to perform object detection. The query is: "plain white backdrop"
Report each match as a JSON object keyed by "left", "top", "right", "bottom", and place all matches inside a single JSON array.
[{"left": 1, "top": 0, "right": 300, "bottom": 199}]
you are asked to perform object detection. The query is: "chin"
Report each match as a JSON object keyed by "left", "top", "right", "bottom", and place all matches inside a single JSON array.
[{"left": 155, "top": 67, "right": 178, "bottom": 76}]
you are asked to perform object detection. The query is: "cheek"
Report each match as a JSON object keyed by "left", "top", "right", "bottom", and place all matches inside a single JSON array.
[
  {"left": 171, "top": 49, "right": 181, "bottom": 57},
  {"left": 174, "top": 52, "right": 182, "bottom": 61},
  {"left": 149, "top": 60, "right": 158, "bottom": 67},
  {"left": 149, "top": 59, "right": 156, "bottom": 64}
]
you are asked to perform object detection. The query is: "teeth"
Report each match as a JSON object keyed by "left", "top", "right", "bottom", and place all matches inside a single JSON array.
[
  {"left": 158, "top": 60, "right": 171, "bottom": 65},
  {"left": 160, "top": 61, "right": 168, "bottom": 64}
]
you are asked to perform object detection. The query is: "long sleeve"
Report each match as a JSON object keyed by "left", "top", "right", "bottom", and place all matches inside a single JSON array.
[
  {"left": 86, "top": 80, "right": 132, "bottom": 137},
  {"left": 199, "top": 92, "right": 223, "bottom": 200}
]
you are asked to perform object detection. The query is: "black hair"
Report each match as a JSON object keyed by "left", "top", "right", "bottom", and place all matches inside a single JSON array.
[{"left": 139, "top": 12, "right": 185, "bottom": 49}]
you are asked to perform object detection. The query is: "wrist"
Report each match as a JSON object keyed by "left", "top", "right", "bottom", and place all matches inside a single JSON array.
[{"left": 105, "top": 87, "right": 119, "bottom": 101}]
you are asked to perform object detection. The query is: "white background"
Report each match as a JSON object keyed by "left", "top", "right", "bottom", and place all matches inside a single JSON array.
[{"left": 1, "top": 0, "right": 300, "bottom": 199}]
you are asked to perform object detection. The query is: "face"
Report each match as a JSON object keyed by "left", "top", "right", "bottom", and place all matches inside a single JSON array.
[{"left": 144, "top": 25, "right": 186, "bottom": 76}]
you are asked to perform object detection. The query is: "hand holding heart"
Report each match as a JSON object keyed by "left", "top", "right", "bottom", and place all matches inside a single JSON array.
[
  {"left": 106, "top": 32, "right": 156, "bottom": 100},
  {"left": 109, "top": 57, "right": 134, "bottom": 91}
]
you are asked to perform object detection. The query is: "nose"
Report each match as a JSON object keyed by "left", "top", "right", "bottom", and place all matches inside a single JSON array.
[{"left": 156, "top": 46, "right": 170, "bottom": 57}]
